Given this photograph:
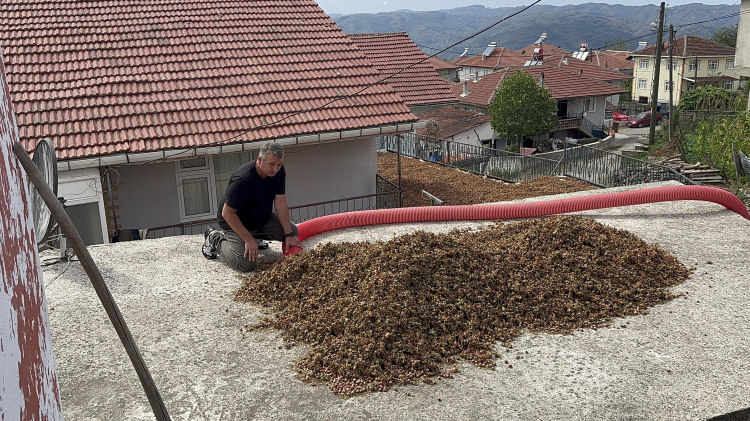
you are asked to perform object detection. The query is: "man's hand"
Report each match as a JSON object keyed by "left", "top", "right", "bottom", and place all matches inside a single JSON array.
[
  {"left": 244, "top": 238, "right": 260, "bottom": 262},
  {"left": 284, "top": 236, "right": 302, "bottom": 252}
]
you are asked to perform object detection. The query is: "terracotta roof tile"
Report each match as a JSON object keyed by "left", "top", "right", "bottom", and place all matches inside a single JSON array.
[
  {"left": 415, "top": 106, "right": 490, "bottom": 139},
  {"left": 458, "top": 66, "right": 627, "bottom": 108},
  {"left": 634, "top": 35, "right": 735, "bottom": 58},
  {"left": 453, "top": 47, "right": 528, "bottom": 69},
  {"left": 348, "top": 32, "right": 458, "bottom": 106},
  {"left": 2, "top": 0, "right": 418, "bottom": 160},
  {"left": 516, "top": 43, "right": 572, "bottom": 58},
  {"left": 426, "top": 55, "right": 459, "bottom": 71},
  {"left": 546, "top": 56, "right": 631, "bottom": 82}
]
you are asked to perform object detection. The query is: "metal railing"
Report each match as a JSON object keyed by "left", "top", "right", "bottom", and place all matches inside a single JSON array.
[
  {"left": 146, "top": 175, "right": 402, "bottom": 238},
  {"left": 288, "top": 175, "right": 401, "bottom": 223},
  {"left": 385, "top": 133, "right": 694, "bottom": 187}
]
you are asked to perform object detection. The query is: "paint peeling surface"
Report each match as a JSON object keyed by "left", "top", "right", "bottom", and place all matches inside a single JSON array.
[{"left": 0, "top": 48, "right": 63, "bottom": 420}]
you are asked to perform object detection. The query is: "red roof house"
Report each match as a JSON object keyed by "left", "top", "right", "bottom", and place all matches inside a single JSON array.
[
  {"left": 348, "top": 32, "right": 458, "bottom": 113},
  {"left": 1, "top": 0, "right": 424, "bottom": 243}
]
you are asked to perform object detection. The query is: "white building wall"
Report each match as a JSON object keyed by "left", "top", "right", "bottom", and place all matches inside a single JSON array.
[
  {"left": 110, "top": 137, "right": 378, "bottom": 232},
  {"left": 447, "top": 122, "right": 495, "bottom": 147},
  {"left": 737, "top": 0, "right": 750, "bottom": 77},
  {"left": 57, "top": 168, "right": 109, "bottom": 244}
]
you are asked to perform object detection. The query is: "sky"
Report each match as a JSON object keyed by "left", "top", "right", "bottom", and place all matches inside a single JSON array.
[{"left": 318, "top": 0, "right": 737, "bottom": 16}]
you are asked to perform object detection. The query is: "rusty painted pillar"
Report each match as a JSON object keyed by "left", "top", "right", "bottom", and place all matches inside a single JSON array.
[{"left": 0, "top": 47, "right": 64, "bottom": 419}]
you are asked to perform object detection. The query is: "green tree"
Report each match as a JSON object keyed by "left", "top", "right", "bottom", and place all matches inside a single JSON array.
[
  {"left": 677, "top": 85, "right": 739, "bottom": 111},
  {"left": 488, "top": 70, "right": 558, "bottom": 147},
  {"left": 711, "top": 24, "right": 738, "bottom": 48}
]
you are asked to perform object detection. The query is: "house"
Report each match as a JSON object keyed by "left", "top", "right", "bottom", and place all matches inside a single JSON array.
[
  {"left": 451, "top": 66, "right": 627, "bottom": 148},
  {"left": 1, "top": 0, "right": 425, "bottom": 244},
  {"left": 453, "top": 42, "right": 528, "bottom": 81},
  {"left": 630, "top": 35, "right": 738, "bottom": 108},
  {"left": 348, "top": 32, "right": 458, "bottom": 114},
  {"left": 416, "top": 106, "right": 493, "bottom": 148},
  {"left": 547, "top": 56, "right": 632, "bottom": 107},
  {"left": 585, "top": 50, "right": 635, "bottom": 76},
  {"left": 426, "top": 55, "right": 461, "bottom": 83}
]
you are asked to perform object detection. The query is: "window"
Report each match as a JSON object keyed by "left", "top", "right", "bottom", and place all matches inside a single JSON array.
[
  {"left": 638, "top": 96, "right": 649, "bottom": 104},
  {"left": 689, "top": 60, "right": 700, "bottom": 71},
  {"left": 724, "top": 80, "right": 734, "bottom": 90},
  {"left": 582, "top": 98, "right": 595, "bottom": 112},
  {"left": 664, "top": 80, "right": 673, "bottom": 91},
  {"left": 665, "top": 60, "right": 677, "bottom": 70},
  {"left": 175, "top": 152, "right": 253, "bottom": 222},
  {"left": 639, "top": 59, "right": 649, "bottom": 69},
  {"left": 176, "top": 157, "right": 216, "bottom": 221},
  {"left": 726, "top": 59, "right": 735, "bottom": 70},
  {"left": 708, "top": 60, "right": 718, "bottom": 71},
  {"left": 687, "top": 81, "right": 695, "bottom": 90},
  {"left": 638, "top": 79, "right": 647, "bottom": 90}
]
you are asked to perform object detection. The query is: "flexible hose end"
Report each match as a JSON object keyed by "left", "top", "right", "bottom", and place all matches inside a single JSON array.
[{"left": 284, "top": 246, "right": 303, "bottom": 256}]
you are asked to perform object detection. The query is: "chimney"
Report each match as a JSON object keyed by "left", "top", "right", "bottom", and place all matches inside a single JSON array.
[
  {"left": 474, "top": 72, "right": 479, "bottom": 82},
  {"left": 540, "top": 72, "right": 545, "bottom": 87},
  {"left": 462, "top": 81, "right": 468, "bottom": 96}
]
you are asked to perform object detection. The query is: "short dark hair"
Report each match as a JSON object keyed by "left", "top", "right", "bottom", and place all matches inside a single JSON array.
[{"left": 259, "top": 142, "right": 284, "bottom": 160}]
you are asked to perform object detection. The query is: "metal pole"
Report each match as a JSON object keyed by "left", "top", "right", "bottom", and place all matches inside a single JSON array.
[
  {"left": 649, "top": 1, "right": 665, "bottom": 146},
  {"left": 397, "top": 135, "right": 402, "bottom": 208},
  {"left": 12, "top": 142, "right": 171, "bottom": 421}
]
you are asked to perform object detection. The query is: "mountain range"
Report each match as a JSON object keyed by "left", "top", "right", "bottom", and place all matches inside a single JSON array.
[{"left": 332, "top": 3, "right": 739, "bottom": 60}]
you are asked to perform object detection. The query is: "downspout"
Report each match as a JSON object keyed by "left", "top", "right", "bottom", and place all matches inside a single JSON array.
[{"left": 106, "top": 166, "right": 118, "bottom": 242}]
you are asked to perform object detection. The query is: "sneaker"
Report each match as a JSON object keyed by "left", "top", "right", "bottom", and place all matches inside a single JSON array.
[
  {"left": 256, "top": 238, "right": 269, "bottom": 250},
  {"left": 202, "top": 227, "right": 218, "bottom": 259}
]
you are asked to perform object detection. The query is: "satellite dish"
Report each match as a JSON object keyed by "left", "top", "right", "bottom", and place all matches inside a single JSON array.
[{"left": 28, "top": 138, "right": 58, "bottom": 245}]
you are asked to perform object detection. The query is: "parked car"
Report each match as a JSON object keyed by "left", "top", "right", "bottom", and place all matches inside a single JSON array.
[
  {"left": 612, "top": 112, "right": 628, "bottom": 122},
  {"left": 627, "top": 111, "right": 662, "bottom": 128}
]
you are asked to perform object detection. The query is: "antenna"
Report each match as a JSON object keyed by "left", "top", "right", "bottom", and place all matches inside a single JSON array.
[{"left": 28, "top": 138, "right": 58, "bottom": 246}]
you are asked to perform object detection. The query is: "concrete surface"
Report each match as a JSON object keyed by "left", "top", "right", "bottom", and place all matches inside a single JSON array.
[{"left": 41, "top": 182, "right": 750, "bottom": 420}]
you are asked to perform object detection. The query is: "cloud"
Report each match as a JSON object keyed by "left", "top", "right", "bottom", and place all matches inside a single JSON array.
[{"left": 384, "top": 1, "right": 388, "bottom": 5}]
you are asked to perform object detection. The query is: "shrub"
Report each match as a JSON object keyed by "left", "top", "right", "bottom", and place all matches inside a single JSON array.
[{"left": 691, "top": 112, "right": 750, "bottom": 178}]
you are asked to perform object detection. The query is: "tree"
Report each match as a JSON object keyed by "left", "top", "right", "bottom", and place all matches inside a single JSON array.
[
  {"left": 488, "top": 70, "right": 558, "bottom": 148},
  {"left": 712, "top": 24, "right": 738, "bottom": 48},
  {"left": 677, "top": 85, "right": 739, "bottom": 112}
]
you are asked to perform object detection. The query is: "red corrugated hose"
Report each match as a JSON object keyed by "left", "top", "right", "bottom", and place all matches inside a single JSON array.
[{"left": 283, "top": 185, "right": 750, "bottom": 256}]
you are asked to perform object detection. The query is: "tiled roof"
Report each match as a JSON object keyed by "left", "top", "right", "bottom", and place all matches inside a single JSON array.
[
  {"left": 516, "top": 43, "right": 572, "bottom": 58},
  {"left": 348, "top": 32, "right": 457, "bottom": 106},
  {"left": 549, "top": 57, "right": 631, "bottom": 82},
  {"left": 2, "top": 0, "right": 418, "bottom": 161},
  {"left": 585, "top": 51, "right": 634, "bottom": 71},
  {"left": 426, "top": 55, "right": 459, "bottom": 71},
  {"left": 458, "top": 67, "right": 627, "bottom": 107},
  {"left": 415, "top": 106, "right": 490, "bottom": 139},
  {"left": 634, "top": 35, "right": 735, "bottom": 57},
  {"left": 453, "top": 47, "right": 528, "bottom": 69}
]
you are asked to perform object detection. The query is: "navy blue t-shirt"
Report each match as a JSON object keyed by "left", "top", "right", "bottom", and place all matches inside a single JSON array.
[{"left": 217, "top": 161, "right": 286, "bottom": 231}]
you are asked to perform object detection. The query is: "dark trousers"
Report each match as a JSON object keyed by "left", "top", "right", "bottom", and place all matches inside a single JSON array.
[{"left": 217, "top": 212, "right": 298, "bottom": 272}]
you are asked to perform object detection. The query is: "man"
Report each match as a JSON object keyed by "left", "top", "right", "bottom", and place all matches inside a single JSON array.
[{"left": 202, "top": 142, "right": 302, "bottom": 272}]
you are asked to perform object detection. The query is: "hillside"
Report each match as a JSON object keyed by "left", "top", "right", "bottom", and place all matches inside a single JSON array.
[{"left": 333, "top": 3, "right": 739, "bottom": 59}]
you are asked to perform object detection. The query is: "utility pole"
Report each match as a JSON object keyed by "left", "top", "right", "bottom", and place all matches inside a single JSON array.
[
  {"left": 668, "top": 25, "right": 684, "bottom": 160},
  {"left": 649, "top": 1, "right": 665, "bottom": 146}
]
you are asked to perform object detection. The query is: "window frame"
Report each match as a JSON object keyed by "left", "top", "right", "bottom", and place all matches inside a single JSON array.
[
  {"left": 639, "top": 59, "right": 649, "bottom": 69},
  {"left": 175, "top": 157, "right": 217, "bottom": 222},
  {"left": 582, "top": 97, "right": 596, "bottom": 113},
  {"left": 664, "top": 80, "right": 672, "bottom": 91},
  {"left": 726, "top": 59, "right": 735, "bottom": 70},
  {"left": 708, "top": 60, "right": 718, "bottom": 71},
  {"left": 688, "top": 60, "right": 700, "bottom": 72},
  {"left": 724, "top": 80, "right": 734, "bottom": 90},
  {"left": 638, "top": 79, "right": 647, "bottom": 90}
]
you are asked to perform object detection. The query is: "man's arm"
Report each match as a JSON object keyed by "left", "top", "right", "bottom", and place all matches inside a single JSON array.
[
  {"left": 222, "top": 204, "right": 259, "bottom": 261},
  {"left": 274, "top": 194, "right": 302, "bottom": 250}
]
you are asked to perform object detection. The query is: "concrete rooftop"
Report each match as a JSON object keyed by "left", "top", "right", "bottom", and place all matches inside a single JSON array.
[{"left": 41, "top": 182, "right": 750, "bottom": 420}]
